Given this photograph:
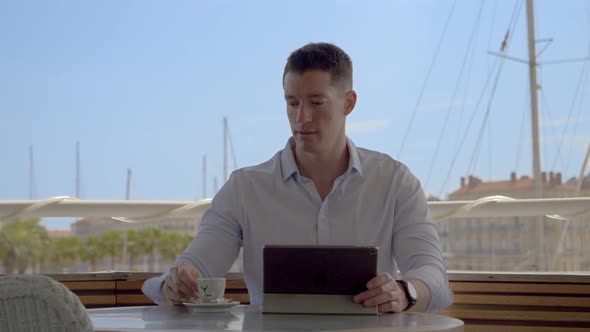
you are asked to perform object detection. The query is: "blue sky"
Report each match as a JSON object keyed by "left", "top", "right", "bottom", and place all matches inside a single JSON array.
[{"left": 1, "top": 1, "right": 589, "bottom": 230}]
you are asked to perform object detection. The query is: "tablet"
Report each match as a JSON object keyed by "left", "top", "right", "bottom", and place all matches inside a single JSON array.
[{"left": 262, "top": 245, "right": 378, "bottom": 315}]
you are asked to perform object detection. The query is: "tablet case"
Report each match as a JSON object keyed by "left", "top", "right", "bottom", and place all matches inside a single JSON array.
[{"left": 262, "top": 245, "right": 378, "bottom": 315}]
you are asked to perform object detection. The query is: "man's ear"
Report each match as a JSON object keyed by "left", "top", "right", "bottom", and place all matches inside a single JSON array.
[{"left": 344, "top": 90, "right": 357, "bottom": 116}]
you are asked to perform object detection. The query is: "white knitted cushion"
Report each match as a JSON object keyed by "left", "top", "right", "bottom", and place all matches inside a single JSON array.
[{"left": 0, "top": 274, "right": 93, "bottom": 332}]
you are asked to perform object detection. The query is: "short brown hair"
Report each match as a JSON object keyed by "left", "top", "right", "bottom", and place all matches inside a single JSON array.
[{"left": 283, "top": 42, "right": 353, "bottom": 88}]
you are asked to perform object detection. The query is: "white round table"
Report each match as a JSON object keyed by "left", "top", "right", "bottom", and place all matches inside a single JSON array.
[{"left": 88, "top": 305, "right": 463, "bottom": 332}]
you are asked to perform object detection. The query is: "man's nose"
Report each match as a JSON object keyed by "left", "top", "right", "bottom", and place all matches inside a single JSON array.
[{"left": 296, "top": 104, "right": 312, "bottom": 123}]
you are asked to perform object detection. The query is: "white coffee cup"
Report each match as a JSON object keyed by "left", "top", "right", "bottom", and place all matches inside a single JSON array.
[{"left": 197, "top": 278, "right": 226, "bottom": 303}]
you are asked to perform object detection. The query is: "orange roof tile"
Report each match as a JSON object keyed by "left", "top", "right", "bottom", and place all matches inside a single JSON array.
[
  {"left": 450, "top": 177, "right": 580, "bottom": 195},
  {"left": 47, "top": 230, "right": 72, "bottom": 238}
]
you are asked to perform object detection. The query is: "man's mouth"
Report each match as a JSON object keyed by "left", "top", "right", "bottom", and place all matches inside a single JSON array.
[{"left": 297, "top": 131, "right": 318, "bottom": 135}]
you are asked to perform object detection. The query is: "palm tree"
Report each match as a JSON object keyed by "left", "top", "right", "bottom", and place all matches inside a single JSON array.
[
  {"left": 80, "top": 236, "right": 104, "bottom": 271},
  {"left": 0, "top": 218, "right": 48, "bottom": 273},
  {"left": 46, "top": 239, "right": 63, "bottom": 273},
  {"left": 0, "top": 229, "right": 13, "bottom": 273},
  {"left": 100, "top": 230, "right": 123, "bottom": 270},
  {"left": 49, "top": 237, "right": 82, "bottom": 272},
  {"left": 158, "top": 232, "right": 188, "bottom": 265},
  {"left": 125, "top": 230, "right": 143, "bottom": 271},
  {"left": 139, "top": 228, "right": 163, "bottom": 272}
]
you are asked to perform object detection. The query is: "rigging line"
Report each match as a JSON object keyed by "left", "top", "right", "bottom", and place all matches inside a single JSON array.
[
  {"left": 537, "top": 67, "right": 559, "bottom": 170},
  {"left": 455, "top": 25, "right": 480, "bottom": 154},
  {"left": 562, "top": 64, "right": 590, "bottom": 175},
  {"left": 487, "top": 0, "right": 498, "bottom": 75},
  {"left": 227, "top": 124, "right": 239, "bottom": 171},
  {"left": 488, "top": 102, "right": 492, "bottom": 180},
  {"left": 539, "top": 88, "right": 559, "bottom": 170},
  {"left": 514, "top": 75, "right": 529, "bottom": 173},
  {"left": 438, "top": 0, "right": 524, "bottom": 196},
  {"left": 466, "top": 0, "right": 524, "bottom": 177},
  {"left": 396, "top": 0, "right": 457, "bottom": 158},
  {"left": 587, "top": 0, "right": 590, "bottom": 54},
  {"left": 466, "top": 0, "right": 525, "bottom": 175},
  {"left": 539, "top": 57, "right": 590, "bottom": 66},
  {"left": 437, "top": 57, "right": 501, "bottom": 197},
  {"left": 507, "top": 0, "right": 524, "bottom": 33},
  {"left": 466, "top": 61, "right": 503, "bottom": 176},
  {"left": 550, "top": 62, "right": 588, "bottom": 172},
  {"left": 499, "top": 0, "right": 524, "bottom": 51},
  {"left": 425, "top": 0, "right": 486, "bottom": 188}
]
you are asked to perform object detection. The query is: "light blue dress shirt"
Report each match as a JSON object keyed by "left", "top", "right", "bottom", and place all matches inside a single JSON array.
[{"left": 143, "top": 137, "right": 453, "bottom": 313}]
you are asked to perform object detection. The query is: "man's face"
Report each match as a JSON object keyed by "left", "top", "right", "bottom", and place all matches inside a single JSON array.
[{"left": 283, "top": 70, "right": 354, "bottom": 153}]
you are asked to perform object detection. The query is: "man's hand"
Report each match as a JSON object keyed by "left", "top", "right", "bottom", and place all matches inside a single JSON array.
[
  {"left": 161, "top": 262, "right": 200, "bottom": 305},
  {"left": 352, "top": 272, "right": 409, "bottom": 313}
]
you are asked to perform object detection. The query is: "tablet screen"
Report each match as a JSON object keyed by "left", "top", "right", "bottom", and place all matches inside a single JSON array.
[{"left": 263, "top": 245, "right": 378, "bottom": 295}]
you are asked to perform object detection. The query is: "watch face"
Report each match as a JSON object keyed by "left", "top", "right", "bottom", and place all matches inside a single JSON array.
[
  {"left": 397, "top": 280, "right": 417, "bottom": 311},
  {"left": 406, "top": 281, "right": 418, "bottom": 300}
]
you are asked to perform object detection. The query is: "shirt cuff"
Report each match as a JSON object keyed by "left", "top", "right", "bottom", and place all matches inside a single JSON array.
[
  {"left": 141, "top": 273, "right": 169, "bottom": 305},
  {"left": 404, "top": 265, "right": 453, "bottom": 313}
]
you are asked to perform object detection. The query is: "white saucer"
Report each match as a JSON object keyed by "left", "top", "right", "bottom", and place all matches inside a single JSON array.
[{"left": 183, "top": 299, "right": 241, "bottom": 312}]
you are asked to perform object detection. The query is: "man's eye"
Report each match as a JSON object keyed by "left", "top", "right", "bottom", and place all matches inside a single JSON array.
[
  {"left": 288, "top": 101, "right": 299, "bottom": 107},
  {"left": 311, "top": 101, "right": 324, "bottom": 106}
]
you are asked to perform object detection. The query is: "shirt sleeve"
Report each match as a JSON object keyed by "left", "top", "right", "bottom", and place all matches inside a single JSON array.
[
  {"left": 391, "top": 164, "right": 454, "bottom": 313},
  {"left": 141, "top": 172, "right": 244, "bottom": 304},
  {"left": 141, "top": 272, "right": 168, "bottom": 305}
]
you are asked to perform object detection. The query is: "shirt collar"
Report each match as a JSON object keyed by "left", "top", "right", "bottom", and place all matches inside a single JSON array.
[
  {"left": 280, "top": 138, "right": 299, "bottom": 182},
  {"left": 280, "top": 136, "right": 364, "bottom": 182},
  {"left": 346, "top": 137, "right": 364, "bottom": 177}
]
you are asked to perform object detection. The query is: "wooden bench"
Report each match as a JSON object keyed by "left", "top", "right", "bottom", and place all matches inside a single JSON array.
[
  {"left": 49, "top": 272, "right": 590, "bottom": 330},
  {"left": 114, "top": 273, "right": 249, "bottom": 306},
  {"left": 442, "top": 272, "right": 590, "bottom": 331},
  {"left": 48, "top": 272, "right": 248, "bottom": 307},
  {"left": 46, "top": 273, "right": 118, "bottom": 308}
]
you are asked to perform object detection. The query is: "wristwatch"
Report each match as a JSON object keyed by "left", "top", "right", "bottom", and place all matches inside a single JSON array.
[{"left": 397, "top": 279, "right": 417, "bottom": 311}]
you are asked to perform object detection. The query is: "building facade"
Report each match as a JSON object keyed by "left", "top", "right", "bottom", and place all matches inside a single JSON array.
[
  {"left": 439, "top": 172, "right": 590, "bottom": 272},
  {"left": 71, "top": 216, "right": 200, "bottom": 239}
]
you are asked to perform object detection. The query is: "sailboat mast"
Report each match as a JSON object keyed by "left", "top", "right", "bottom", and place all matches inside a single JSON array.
[
  {"left": 202, "top": 155, "right": 207, "bottom": 198},
  {"left": 526, "top": 0, "right": 546, "bottom": 271},
  {"left": 76, "top": 141, "right": 81, "bottom": 198},
  {"left": 577, "top": 144, "right": 590, "bottom": 192},
  {"left": 223, "top": 117, "right": 228, "bottom": 183},
  {"left": 526, "top": 0, "right": 542, "bottom": 199},
  {"left": 29, "top": 144, "right": 35, "bottom": 200},
  {"left": 125, "top": 168, "right": 132, "bottom": 200}
]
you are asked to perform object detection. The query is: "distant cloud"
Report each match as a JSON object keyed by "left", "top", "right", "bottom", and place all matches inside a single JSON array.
[
  {"left": 541, "top": 117, "right": 589, "bottom": 128},
  {"left": 346, "top": 119, "right": 391, "bottom": 134}
]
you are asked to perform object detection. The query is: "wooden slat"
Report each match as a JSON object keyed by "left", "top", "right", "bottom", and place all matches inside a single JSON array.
[
  {"left": 77, "top": 295, "right": 117, "bottom": 306},
  {"left": 454, "top": 294, "right": 590, "bottom": 307},
  {"left": 116, "top": 280, "right": 248, "bottom": 292},
  {"left": 116, "top": 279, "right": 246, "bottom": 290},
  {"left": 114, "top": 272, "right": 160, "bottom": 281},
  {"left": 226, "top": 279, "right": 247, "bottom": 289},
  {"left": 62, "top": 281, "right": 116, "bottom": 291},
  {"left": 115, "top": 280, "right": 250, "bottom": 304},
  {"left": 224, "top": 293, "right": 250, "bottom": 304},
  {"left": 441, "top": 309, "right": 590, "bottom": 323},
  {"left": 117, "top": 294, "right": 155, "bottom": 305},
  {"left": 116, "top": 280, "right": 144, "bottom": 290},
  {"left": 448, "top": 272, "right": 590, "bottom": 284},
  {"left": 45, "top": 273, "right": 116, "bottom": 282},
  {"left": 450, "top": 282, "right": 590, "bottom": 294}
]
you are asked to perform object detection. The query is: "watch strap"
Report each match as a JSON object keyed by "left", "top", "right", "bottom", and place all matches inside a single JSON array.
[{"left": 396, "top": 279, "right": 417, "bottom": 311}]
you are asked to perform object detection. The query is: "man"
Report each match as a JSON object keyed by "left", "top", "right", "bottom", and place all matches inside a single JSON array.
[{"left": 143, "top": 42, "right": 453, "bottom": 313}]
